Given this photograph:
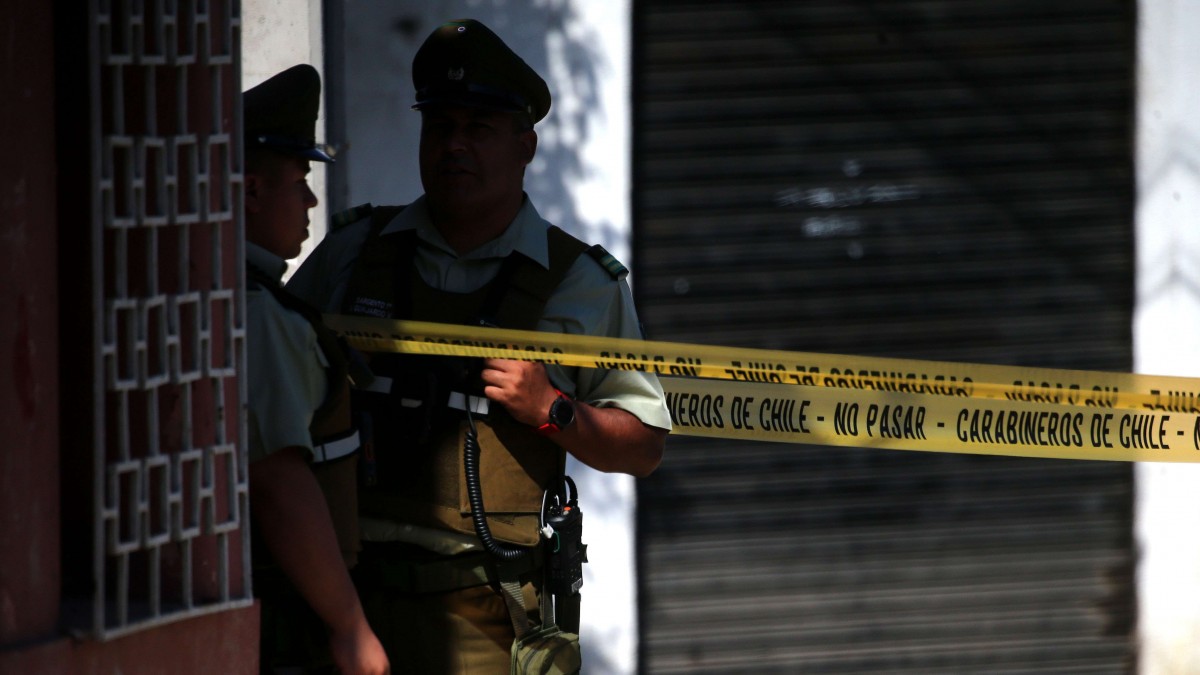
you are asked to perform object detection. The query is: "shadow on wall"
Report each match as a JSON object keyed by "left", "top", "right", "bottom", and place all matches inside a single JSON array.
[{"left": 517, "top": 1, "right": 616, "bottom": 254}]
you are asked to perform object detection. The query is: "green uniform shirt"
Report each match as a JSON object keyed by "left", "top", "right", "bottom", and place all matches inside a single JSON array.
[
  {"left": 246, "top": 242, "right": 327, "bottom": 462},
  {"left": 287, "top": 195, "right": 672, "bottom": 431}
]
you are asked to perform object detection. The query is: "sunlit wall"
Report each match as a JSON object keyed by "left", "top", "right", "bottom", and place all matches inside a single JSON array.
[
  {"left": 242, "top": 0, "right": 327, "bottom": 281},
  {"left": 1134, "top": 1, "right": 1200, "bottom": 673}
]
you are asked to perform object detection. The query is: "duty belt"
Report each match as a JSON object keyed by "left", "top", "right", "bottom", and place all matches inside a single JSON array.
[{"left": 355, "top": 541, "right": 541, "bottom": 595}]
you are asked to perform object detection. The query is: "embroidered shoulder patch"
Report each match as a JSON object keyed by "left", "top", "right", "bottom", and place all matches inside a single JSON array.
[
  {"left": 330, "top": 203, "right": 374, "bottom": 231},
  {"left": 587, "top": 245, "right": 628, "bottom": 279}
]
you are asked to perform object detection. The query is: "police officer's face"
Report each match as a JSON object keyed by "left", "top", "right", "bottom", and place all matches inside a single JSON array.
[
  {"left": 245, "top": 154, "right": 318, "bottom": 260},
  {"left": 419, "top": 107, "right": 535, "bottom": 216}
]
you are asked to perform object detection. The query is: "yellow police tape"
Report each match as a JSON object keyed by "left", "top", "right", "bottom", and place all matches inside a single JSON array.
[{"left": 325, "top": 314, "right": 1200, "bottom": 463}]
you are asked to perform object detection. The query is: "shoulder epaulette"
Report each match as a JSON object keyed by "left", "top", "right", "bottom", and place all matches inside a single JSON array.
[
  {"left": 329, "top": 202, "right": 374, "bottom": 232},
  {"left": 586, "top": 244, "right": 628, "bottom": 280}
]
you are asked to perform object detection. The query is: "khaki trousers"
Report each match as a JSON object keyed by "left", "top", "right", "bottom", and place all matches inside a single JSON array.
[{"left": 359, "top": 581, "right": 520, "bottom": 674}]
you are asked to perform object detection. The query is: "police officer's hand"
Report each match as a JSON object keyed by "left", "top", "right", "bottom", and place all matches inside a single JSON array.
[
  {"left": 479, "top": 358, "right": 558, "bottom": 428},
  {"left": 329, "top": 615, "right": 389, "bottom": 675}
]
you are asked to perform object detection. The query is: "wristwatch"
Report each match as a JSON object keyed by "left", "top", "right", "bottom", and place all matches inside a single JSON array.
[{"left": 536, "top": 389, "right": 575, "bottom": 436}]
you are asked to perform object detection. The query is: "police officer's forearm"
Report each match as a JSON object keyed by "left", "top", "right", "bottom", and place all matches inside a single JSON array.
[
  {"left": 249, "top": 449, "right": 383, "bottom": 667},
  {"left": 480, "top": 358, "right": 666, "bottom": 476},
  {"left": 556, "top": 404, "right": 666, "bottom": 477}
]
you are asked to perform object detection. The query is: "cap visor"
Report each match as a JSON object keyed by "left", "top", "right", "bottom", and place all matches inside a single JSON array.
[
  {"left": 300, "top": 146, "right": 335, "bottom": 163},
  {"left": 412, "top": 92, "right": 524, "bottom": 115}
]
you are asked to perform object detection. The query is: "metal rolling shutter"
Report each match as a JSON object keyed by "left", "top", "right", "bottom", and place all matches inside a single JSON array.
[{"left": 633, "top": 1, "right": 1135, "bottom": 673}]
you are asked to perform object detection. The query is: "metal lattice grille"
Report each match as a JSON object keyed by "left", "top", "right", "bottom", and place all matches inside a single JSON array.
[{"left": 89, "top": 0, "right": 250, "bottom": 639}]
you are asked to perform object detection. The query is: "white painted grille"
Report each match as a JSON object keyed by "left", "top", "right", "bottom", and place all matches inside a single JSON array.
[{"left": 87, "top": 0, "right": 251, "bottom": 639}]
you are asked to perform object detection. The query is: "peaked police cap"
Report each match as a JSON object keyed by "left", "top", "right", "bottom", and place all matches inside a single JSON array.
[
  {"left": 243, "top": 64, "right": 333, "bottom": 163},
  {"left": 412, "top": 19, "right": 551, "bottom": 124}
]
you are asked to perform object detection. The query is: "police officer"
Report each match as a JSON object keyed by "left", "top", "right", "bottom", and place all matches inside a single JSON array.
[
  {"left": 243, "top": 64, "right": 389, "bottom": 675},
  {"left": 287, "top": 20, "right": 672, "bottom": 673}
]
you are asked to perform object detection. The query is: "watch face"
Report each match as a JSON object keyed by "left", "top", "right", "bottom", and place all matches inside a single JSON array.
[{"left": 550, "top": 395, "right": 575, "bottom": 428}]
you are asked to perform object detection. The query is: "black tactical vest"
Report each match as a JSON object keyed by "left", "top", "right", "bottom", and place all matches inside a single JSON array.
[{"left": 339, "top": 205, "right": 610, "bottom": 546}]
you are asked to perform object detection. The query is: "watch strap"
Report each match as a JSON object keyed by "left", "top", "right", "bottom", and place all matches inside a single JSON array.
[{"left": 536, "top": 389, "right": 571, "bottom": 436}]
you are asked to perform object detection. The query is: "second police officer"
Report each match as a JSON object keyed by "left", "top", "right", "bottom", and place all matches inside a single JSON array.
[{"left": 288, "top": 19, "right": 671, "bottom": 674}]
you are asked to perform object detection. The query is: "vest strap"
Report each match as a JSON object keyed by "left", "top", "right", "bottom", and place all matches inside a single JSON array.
[
  {"left": 448, "top": 392, "right": 491, "bottom": 416},
  {"left": 358, "top": 374, "right": 394, "bottom": 395},
  {"left": 499, "top": 571, "right": 531, "bottom": 639}
]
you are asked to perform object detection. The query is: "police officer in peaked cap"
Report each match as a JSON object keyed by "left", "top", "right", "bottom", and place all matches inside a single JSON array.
[
  {"left": 242, "top": 64, "right": 390, "bottom": 675},
  {"left": 244, "top": 63, "right": 335, "bottom": 163},
  {"left": 410, "top": 18, "right": 552, "bottom": 125},
  {"left": 288, "top": 20, "right": 671, "bottom": 674}
]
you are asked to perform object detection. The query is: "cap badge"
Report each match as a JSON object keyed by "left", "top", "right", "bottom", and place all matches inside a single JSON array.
[{"left": 447, "top": 67, "right": 465, "bottom": 81}]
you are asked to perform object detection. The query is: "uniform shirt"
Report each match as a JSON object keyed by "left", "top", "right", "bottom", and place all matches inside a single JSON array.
[
  {"left": 287, "top": 195, "right": 672, "bottom": 431},
  {"left": 246, "top": 242, "right": 328, "bottom": 462}
]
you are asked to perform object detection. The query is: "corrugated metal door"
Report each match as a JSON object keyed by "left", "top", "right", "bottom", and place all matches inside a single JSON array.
[{"left": 633, "top": 1, "right": 1135, "bottom": 673}]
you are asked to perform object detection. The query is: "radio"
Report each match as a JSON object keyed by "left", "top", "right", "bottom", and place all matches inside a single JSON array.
[{"left": 542, "top": 476, "right": 586, "bottom": 596}]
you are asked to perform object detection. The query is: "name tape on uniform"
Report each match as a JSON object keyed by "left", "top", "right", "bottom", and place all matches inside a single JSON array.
[{"left": 326, "top": 315, "right": 1200, "bottom": 463}]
